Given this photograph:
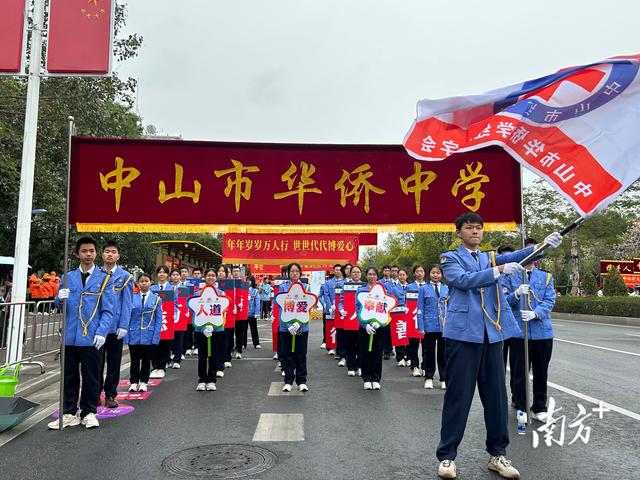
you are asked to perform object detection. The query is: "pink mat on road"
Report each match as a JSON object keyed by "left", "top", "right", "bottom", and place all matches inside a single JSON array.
[{"left": 52, "top": 405, "right": 135, "bottom": 420}]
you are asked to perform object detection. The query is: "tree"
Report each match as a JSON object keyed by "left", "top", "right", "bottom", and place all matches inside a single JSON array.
[
  {"left": 556, "top": 270, "right": 570, "bottom": 296},
  {"left": 603, "top": 267, "right": 630, "bottom": 296},
  {"left": 581, "top": 271, "right": 598, "bottom": 296}
]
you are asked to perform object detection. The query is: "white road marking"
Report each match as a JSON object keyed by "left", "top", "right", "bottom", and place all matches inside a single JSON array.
[
  {"left": 553, "top": 318, "right": 640, "bottom": 329},
  {"left": 253, "top": 413, "right": 304, "bottom": 441},
  {"left": 555, "top": 338, "right": 640, "bottom": 357},
  {"left": 267, "top": 382, "right": 303, "bottom": 396},
  {"left": 625, "top": 333, "right": 640, "bottom": 338}
]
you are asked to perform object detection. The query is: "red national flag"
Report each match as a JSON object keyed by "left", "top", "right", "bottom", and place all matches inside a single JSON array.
[
  {"left": 47, "top": 0, "right": 114, "bottom": 75},
  {"left": 0, "top": 0, "right": 27, "bottom": 73}
]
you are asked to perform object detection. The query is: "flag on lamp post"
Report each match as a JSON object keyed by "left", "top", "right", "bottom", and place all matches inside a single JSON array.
[
  {"left": 403, "top": 55, "right": 640, "bottom": 217},
  {"left": 0, "top": 0, "right": 27, "bottom": 74},
  {"left": 46, "top": 0, "right": 114, "bottom": 75}
]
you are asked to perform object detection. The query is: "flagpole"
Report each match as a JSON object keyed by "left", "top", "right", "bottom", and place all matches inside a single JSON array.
[
  {"left": 58, "top": 116, "right": 74, "bottom": 431},
  {"left": 518, "top": 166, "right": 532, "bottom": 428},
  {"left": 6, "top": 0, "right": 46, "bottom": 365},
  {"left": 518, "top": 218, "right": 585, "bottom": 267}
]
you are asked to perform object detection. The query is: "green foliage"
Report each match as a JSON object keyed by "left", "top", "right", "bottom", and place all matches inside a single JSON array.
[
  {"left": 556, "top": 270, "right": 570, "bottom": 296},
  {"left": 602, "top": 267, "right": 630, "bottom": 296},
  {"left": 554, "top": 296, "right": 640, "bottom": 318},
  {"left": 581, "top": 271, "right": 598, "bottom": 296}
]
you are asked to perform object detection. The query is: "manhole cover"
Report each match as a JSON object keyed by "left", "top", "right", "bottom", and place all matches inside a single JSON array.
[{"left": 162, "top": 444, "right": 278, "bottom": 478}]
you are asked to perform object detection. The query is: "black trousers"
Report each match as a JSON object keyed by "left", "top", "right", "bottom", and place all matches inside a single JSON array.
[
  {"left": 336, "top": 328, "right": 346, "bottom": 358},
  {"left": 247, "top": 316, "right": 260, "bottom": 346},
  {"left": 235, "top": 320, "right": 247, "bottom": 353},
  {"left": 213, "top": 331, "right": 226, "bottom": 372},
  {"left": 280, "top": 331, "right": 308, "bottom": 385},
  {"left": 407, "top": 337, "right": 420, "bottom": 367},
  {"left": 129, "top": 344, "right": 153, "bottom": 384},
  {"left": 63, "top": 345, "right": 101, "bottom": 418},
  {"left": 423, "top": 332, "right": 446, "bottom": 381},
  {"left": 437, "top": 335, "right": 509, "bottom": 461},
  {"left": 195, "top": 332, "right": 221, "bottom": 383},
  {"left": 260, "top": 300, "right": 271, "bottom": 319},
  {"left": 99, "top": 333, "right": 123, "bottom": 399},
  {"left": 183, "top": 324, "right": 195, "bottom": 353},
  {"left": 322, "top": 313, "right": 327, "bottom": 343},
  {"left": 510, "top": 338, "right": 553, "bottom": 413},
  {"left": 224, "top": 328, "right": 235, "bottom": 361},
  {"left": 381, "top": 325, "right": 393, "bottom": 355},
  {"left": 171, "top": 331, "right": 184, "bottom": 363},
  {"left": 358, "top": 327, "right": 384, "bottom": 382},
  {"left": 344, "top": 329, "right": 359, "bottom": 370},
  {"left": 395, "top": 345, "right": 407, "bottom": 361},
  {"left": 151, "top": 339, "right": 172, "bottom": 371}
]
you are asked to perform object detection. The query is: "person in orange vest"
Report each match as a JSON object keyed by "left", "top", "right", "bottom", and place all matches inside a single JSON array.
[
  {"left": 41, "top": 273, "right": 54, "bottom": 300},
  {"left": 50, "top": 272, "right": 60, "bottom": 297},
  {"left": 29, "top": 274, "right": 43, "bottom": 300}
]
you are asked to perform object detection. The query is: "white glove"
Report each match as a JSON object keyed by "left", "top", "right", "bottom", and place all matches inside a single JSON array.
[
  {"left": 544, "top": 232, "right": 563, "bottom": 249},
  {"left": 340, "top": 310, "right": 347, "bottom": 318},
  {"left": 203, "top": 325, "right": 213, "bottom": 337},
  {"left": 515, "top": 284, "right": 530, "bottom": 297},
  {"left": 116, "top": 328, "right": 127, "bottom": 340},
  {"left": 58, "top": 288, "right": 70, "bottom": 300},
  {"left": 288, "top": 323, "right": 300, "bottom": 335},
  {"left": 93, "top": 335, "right": 106, "bottom": 349},
  {"left": 521, "top": 310, "right": 537, "bottom": 322},
  {"left": 365, "top": 323, "right": 377, "bottom": 335},
  {"left": 502, "top": 262, "right": 525, "bottom": 275},
  {"left": 329, "top": 305, "right": 335, "bottom": 313}
]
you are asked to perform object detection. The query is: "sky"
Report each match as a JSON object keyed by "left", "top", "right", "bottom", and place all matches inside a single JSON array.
[{"left": 115, "top": 0, "right": 640, "bottom": 249}]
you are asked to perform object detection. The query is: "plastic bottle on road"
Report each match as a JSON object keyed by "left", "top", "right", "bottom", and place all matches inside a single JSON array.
[{"left": 517, "top": 410, "right": 526, "bottom": 435}]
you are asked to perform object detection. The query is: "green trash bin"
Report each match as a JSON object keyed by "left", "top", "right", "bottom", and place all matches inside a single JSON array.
[{"left": 0, "top": 364, "right": 21, "bottom": 397}]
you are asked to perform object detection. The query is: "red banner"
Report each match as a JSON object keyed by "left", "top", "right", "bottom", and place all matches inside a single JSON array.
[
  {"left": 224, "top": 234, "right": 358, "bottom": 264},
  {"left": 0, "top": 0, "right": 26, "bottom": 73},
  {"left": 47, "top": 0, "right": 113, "bottom": 75},
  {"left": 70, "top": 137, "right": 521, "bottom": 233},
  {"left": 271, "top": 278, "right": 287, "bottom": 352},
  {"left": 217, "top": 280, "right": 237, "bottom": 328},
  {"left": 334, "top": 286, "right": 344, "bottom": 329},
  {"left": 342, "top": 282, "right": 365, "bottom": 331},
  {"left": 237, "top": 281, "right": 249, "bottom": 320},
  {"left": 390, "top": 310, "right": 409, "bottom": 347},
  {"left": 157, "top": 289, "right": 175, "bottom": 341},
  {"left": 405, "top": 291, "right": 421, "bottom": 339},
  {"left": 358, "top": 233, "right": 378, "bottom": 246},
  {"left": 325, "top": 320, "right": 337, "bottom": 350},
  {"left": 176, "top": 286, "right": 193, "bottom": 331},
  {"left": 250, "top": 264, "right": 334, "bottom": 276}
]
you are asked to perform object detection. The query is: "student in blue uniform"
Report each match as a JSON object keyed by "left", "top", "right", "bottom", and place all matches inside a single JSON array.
[
  {"left": 48, "top": 237, "right": 115, "bottom": 430},
  {"left": 150, "top": 265, "right": 172, "bottom": 378},
  {"left": 496, "top": 245, "right": 516, "bottom": 375},
  {"left": 167, "top": 268, "right": 184, "bottom": 369},
  {"left": 318, "top": 279, "right": 328, "bottom": 349},
  {"left": 409, "top": 264, "right": 429, "bottom": 370},
  {"left": 323, "top": 264, "right": 343, "bottom": 355},
  {"left": 505, "top": 238, "right": 557, "bottom": 423},
  {"left": 246, "top": 275, "right": 262, "bottom": 349},
  {"left": 279, "top": 262, "right": 310, "bottom": 393},
  {"left": 390, "top": 268, "right": 410, "bottom": 368},
  {"left": 419, "top": 264, "right": 448, "bottom": 389},
  {"left": 195, "top": 268, "right": 224, "bottom": 391},
  {"left": 396, "top": 268, "right": 422, "bottom": 376},
  {"left": 381, "top": 265, "right": 398, "bottom": 359},
  {"left": 99, "top": 240, "right": 134, "bottom": 409},
  {"left": 335, "top": 263, "right": 352, "bottom": 364},
  {"left": 126, "top": 273, "right": 162, "bottom": 393},
  {"left": 338, "top": 265, "right": 363, "bottom": 377},
  {"left": 435, "top": 213, "right": 562, "bottom": 480},
  {"left": 357, "top": 266, "right": 387, "bottom": 391},
  {"left": 184, "top": 268, "right": 202, "bottom": 356}
]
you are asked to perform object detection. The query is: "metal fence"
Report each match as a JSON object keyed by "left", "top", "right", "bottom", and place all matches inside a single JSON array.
[{"left": 0, "top": 300, "right": 63, "bottom": 372}]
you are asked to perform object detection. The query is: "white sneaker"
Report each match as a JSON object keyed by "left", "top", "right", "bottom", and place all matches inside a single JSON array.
[
  {"left": 357, "top": 368, "right": 362, "bottom": 377},
  {"left": 412, "top": 367, "right": 422, "bottom": 377},
  {"left": 441, "top": 381, "right": 447, "bottom": 389},
  {"left": 128, "top": 383, "right": 139, "bottom": 392},
  {"left": 149, "top": 369, "right": 159, "bottom": 378},
  {"left": 328, "top": 349, "right": 336, "bottom": 356},
  {"left": 531, "top": 411, "right": 554, "bottom": 423},
  {"left": 281, "top": 370, "right": 285, "bottom": 377},
  {"left": 277, "top": 361, "right": 282, "bottom": 368},
  {"left": 338, "top": 358, "right": 346, "bottom": 367},
  {"left": 181, "top": 354, "right": 186, "bottom": 360},
  {"left": 196, "top": 382, "right": 206, "bottom": 391},
  {"left": 406, "top": 360, "right": 411, "bottom": 367},
  {"left": 298, "top": 384, "right": 308, "bottom": 392},
  {"left": 216, "top": 371, "right": 224, "bottom": 378},
  {"left": 193, "top": 348, "right": 198, "bottom": 355},
  {"left": 255, "top": 345, "right": 262, "bottom": 349},
  {"left": 206, "top": 382, "right": 217, "bottom": 391},
  {"left": 273, "top": 353, "right": 278, "bottom": 360},
  {"left": 157, "top": 369, "right": 165, "bottom": 378},
  {"left": 372, "top": 382, "right": 381, "bottom": 390},
  {"left": 172, "top": 362, "right": 181, "bottom": 369},
  {"left": 424, "top": 379, "right": 434, "bottom": 389},
  {"left": 282, "top": 384, "right": 292, "bottom": 392},
  {"left": 487, "top": 455, "right": 520, "bottom": 479},
  {"left": 186, "top": 349, "right": 193, "bottom": 356},
  {"left": 438, "top": 459, "right": 457, "bottom": 479},
  {"left": 347, "top": 370, "right": 356, "bottom": 377},
  {"left": 48, "top": 414, "right": 80, "bottom": 430},
  {"left": 363, "top": 382, "right": 373, "bottom": 390},
  {"left": 138, "top": 382, "right": 147, "bottom": 392},
  {"left": 167, "top": 361, "right": 174, "bottom": 369},
  {"left": 81, "top": 413, "right": 100, "bottom": 429},
  {"left": 235, "top": 352, "right": 242, "bottom": 359},
  {"left": 224, "top": 362, "right": 232, "bottom": 368},
  {"left": 398, "top": 359, "right": 406, "bottom": 367},
  {"left": 320, "top": 342, "right": 326, "bottom": 349}
]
